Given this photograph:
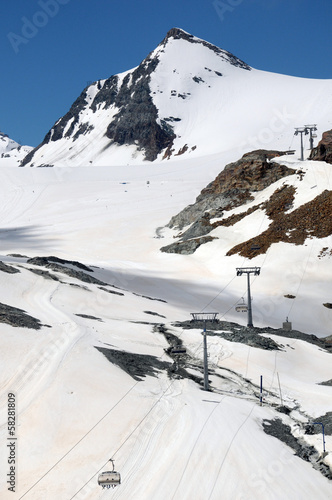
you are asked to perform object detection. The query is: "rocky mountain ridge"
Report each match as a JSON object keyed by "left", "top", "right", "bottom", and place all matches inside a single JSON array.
[
  {"left": 0, "top": 131, "right": 33, "bottom": 166},
  {"left": 161, "top": 146, "right": 332, "bottom": 257},
  {"left": 21, "top": 28, "right": 251, "bottom": 168},
  {"left": 18, "top": 27, "right": 332, "bottom": 168},
  {"left": 309, "top": 128, "right": 332, "bottom": 164}
]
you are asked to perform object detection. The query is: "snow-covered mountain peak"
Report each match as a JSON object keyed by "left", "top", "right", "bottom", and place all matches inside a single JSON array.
[
  {"left": 19, "top": 28, "right": 332, "bottom": 168},
  {"left": 0, "top": 131, "right": 20, "bottom": 153},
  {"left": 158, "top": 27, "right": 251, "bottom": 71},
  {"left": 0, "top": 131, "right": 33, "bottom": 166}
]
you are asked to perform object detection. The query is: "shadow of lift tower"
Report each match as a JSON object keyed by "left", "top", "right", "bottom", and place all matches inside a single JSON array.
[{"left": 236, "top": 267, "right": 261, "bottom": 328}]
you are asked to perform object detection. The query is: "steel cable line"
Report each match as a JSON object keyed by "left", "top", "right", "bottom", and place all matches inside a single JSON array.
[
  {"left": 18, "top": 154, "right": 318, "bottom": 498},
  {"left": 17, "top": 319, "right": 177, "bottom": 500},
  {"left": 18, "top": 381, "right": 140, "bottom": 499},
  {"left": 207, "top": 402, "right": 257, "bottom": 500},
  {"left": 69, "top": 379, "right": 176, "bottom": 499},
  {"left": 171, "top": 396, "right": 228, "bottom": 500}
]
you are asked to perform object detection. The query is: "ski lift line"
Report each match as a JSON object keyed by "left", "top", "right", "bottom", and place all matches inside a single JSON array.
[
  {"left": 69, "top": 380, "right": 175, "bottom": 500},
  {"left": 288, "top": 133, "right": 295, "bottom": 152},
  {"left": 171, "top": 395, "right": 228, "bottom": 500},
  {"left": 37, "top": 157, "right": 320, "bottom": 500},
  {"left": 18, "top": 381, "right": 140, "bottom": 500},
  {"left": 207, "top": 402, "right": 257, "bottom": 500},
  {"left": 286, "top": 235, "right": 316, "bottom": 318},
  {"left": 17, "top": 171, "right": 321, "bottom": 499},
  {"left": 199, "top": 275, "right": 237, "bottom": 312}
]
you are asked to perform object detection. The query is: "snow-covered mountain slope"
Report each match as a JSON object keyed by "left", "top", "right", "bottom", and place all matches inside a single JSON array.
[
  {"left": 0, "top": 233, "right": 331, "bottom": 500},
  {"left": 0, "top": 149, "right": 331, "bottom": 499},
  {"left": 0, "top": 131, "right": 33, "bottom": 167},
  {"left": 1, "top": 28, "right": 332, "bottom": 500},
  {"left": 0, "top": 132, "right": 20, "bottom": 153},
  {"left": 21, "top": 28, "right": 332, "bottom": 168},
  {"left": 159, "top": 150, "right": 332, "bottom": 338}
]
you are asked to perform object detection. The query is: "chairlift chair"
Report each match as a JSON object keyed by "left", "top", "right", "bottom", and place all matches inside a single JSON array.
[
  {"left": 250, "top": 243, "right": 261, "bottom": 251},
  {"left": 170, "top": 346, "right": 186, "bottom": 355},
  {"left": 98, "top": 459, "right": 121, "bottom": 489},
  {"left": 235, "top": 298, "right": 248, "bottom": 313}
]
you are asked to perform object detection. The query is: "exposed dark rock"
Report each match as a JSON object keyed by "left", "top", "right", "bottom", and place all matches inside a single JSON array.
[
  {"left": 27, "top": 255, "right": 93, "bottom": 271},
  {"left": 0, "top": 302, "right": 43, "bottom": 330},
  {"left": 153, "top": 324, "right": 206, "bottom": 385},
  {"left": 227, "top": 189, "right": 332, "bottom": 258},
  {"left": 73, "top": 122, "right": 94, "bottom": 141},
  {"left": 323, "top": 303, "right": 332, "bottom": 309},
  {"left": 263, "top": 418, "right": 332, "bottom": 479},
  {"left": 105, "top": 58, "right": 176, "bottom": 161},
  {"left": 207, "top": 329, "right": 281, "bottom": 350},
  {"left": 161, "top": 150, "right": 298, "bottom": 255},
  {"left": 95, "top": 346, "right": 171, "bottom": 381},
  {"left": 173, "top": 319, "right": 331, "bottom": 352},
  {"left": 144, "top": 310, "right": 166, "bottom": 318},
  {"left": 132, "top": 292, "right": 167, "bottom": 303},
  {"left": 20, "top": 86, "right": 91, "bottom": 166},
  {"left": 7, "top": 254, "right": 28, "bottom": 258},
  {"left": 309, "top": 129, "right": 332, "bottom": 164},
  {"left": 98, "top": 286, "right": 124, "bottom": 296},
  {"left": 90, "top": 75, "right": 119, "bottom": 112},
  {"left": 0, "top": 261, "right": 20, "bottom": 274},
  {"left": 21, "top": 27, "right": 251, "bottom": 167},
  {"left": 165, "top": 150, "right": 295, "bottom": 232},
  {"left": 75, "top": 314, "right": 103, "bottom": 321},
  {"left": 306, "top": 412, "right": 332, "bottom": 436},
  {"left": 200, "top": 150, "right": 295, "bottom": 198},
  {"left": 27, "top": 256, "right": 108, "bottom": 286},
  {"left": 161, "top": 28, "right": 251, "bottom": 71},
  {"left": 160, "top": 235, "right": 215, "bottom": 255},
  {"left": 27, "top": 267, "right": 61, "bottom": 281},
  {"left": 319, "top": 379, "right": 332, "bottom": 386}
]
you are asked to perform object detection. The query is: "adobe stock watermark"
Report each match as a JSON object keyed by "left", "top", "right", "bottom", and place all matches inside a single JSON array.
[
  {"left": 7, "top": 0, "right": 71, "bottom": 54},
  {"left": 213, "top": 0, "right": 244, "bottom": 22},
  {"left": 239, "top": 107, "right": 295, "bottom": 153}
]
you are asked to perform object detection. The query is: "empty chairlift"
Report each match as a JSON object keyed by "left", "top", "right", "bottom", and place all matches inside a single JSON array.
[
  {"left": 235, "top": 297, "right": 248, "bottom": 313},
  {"left": 98, "top": 459, "right": 121, "bottom": 489},
  {"left": 170, "top": 345, "right": 186, "bottom": 355}
]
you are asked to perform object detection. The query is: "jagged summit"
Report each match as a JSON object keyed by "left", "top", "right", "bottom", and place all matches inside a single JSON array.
[
  {"left": 0, "top": 131, "right": 32, "bottom": 166},
  {"left": 19, "top": 28, "right": 254, "bottom": 168},
  {"left": 160, "top": 27, "right": 251, "bottom": 70},
  {"left": 19, "top": 28, "right": 332, "bottom": 168},
  {"left": 0, "top": 131, "right": 20, "bottom": 153}
]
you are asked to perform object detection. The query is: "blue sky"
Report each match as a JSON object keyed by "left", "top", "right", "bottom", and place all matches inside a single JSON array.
[{"left": 1, "top": 0, "right": 332, "bottom": 147}]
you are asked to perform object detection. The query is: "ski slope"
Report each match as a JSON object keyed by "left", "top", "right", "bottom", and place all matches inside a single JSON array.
[
  {"left": 0, "top": 148, "right": 331, "bottom": 500},
  {"left": 0, "top": 28, "right": 332, "bottom": 500}
]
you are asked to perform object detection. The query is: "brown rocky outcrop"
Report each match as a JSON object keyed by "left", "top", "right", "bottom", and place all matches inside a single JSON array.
[
  {"left": 309, "top": 129, "right": 332, "bottom": 164},
  {"left": 165, "top": 150, "right": 296, "bottom": 233},
  {"left": 200, "top": 150, "right": 295, "bottom": 197},
  {"left": 161, "top": 150, "right": 297, "bottom": 255},
  {"left": 227, "top": 189, "right": 332, "bottom": 258}
]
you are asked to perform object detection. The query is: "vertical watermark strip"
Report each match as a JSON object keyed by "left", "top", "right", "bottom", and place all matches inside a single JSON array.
[{"left": 7, "top": 392, "right": 17, "bottom": 493}]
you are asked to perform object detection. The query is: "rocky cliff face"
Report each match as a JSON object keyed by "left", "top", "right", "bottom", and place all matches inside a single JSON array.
[
  {"left": 309, "top": 129, "right": 332, "bottom": 164},
  {"left": 22, "top": 51, "right": 175, "bottom": 165},
  {"left": 161, "top": 150, "right": 296, "bottom": 254},
  {"left": 20, "top": 27, "right": 252, "bottom": 167},
  {"left": 161, "top": 149, "right": 332, "bottom": 257}
]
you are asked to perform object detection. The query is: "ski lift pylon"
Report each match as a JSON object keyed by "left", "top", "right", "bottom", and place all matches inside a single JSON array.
[
  {"left": 98, "top": 459, "right": 121, "bottom": 489},
  {"left": 235, "top": 297, "right": 248, "bottom": 313}
]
